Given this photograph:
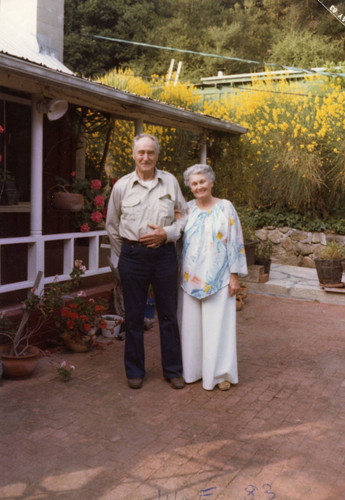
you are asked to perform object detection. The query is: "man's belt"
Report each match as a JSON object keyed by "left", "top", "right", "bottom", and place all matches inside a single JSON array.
[
  {"left": 122, "top": 238, "right": 169, "bottom": 248},
  {"left": 122, "top": 239, "right": 146, "bottom": 246}
]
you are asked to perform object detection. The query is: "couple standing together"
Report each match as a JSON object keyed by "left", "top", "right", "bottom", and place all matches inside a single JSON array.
[{"left": 106, "top": 133, "right": 248, "bottom": 391}]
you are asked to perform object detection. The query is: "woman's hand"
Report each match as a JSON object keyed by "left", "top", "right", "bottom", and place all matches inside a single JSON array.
[
  {"left": 228, "top": 273, "right": 240, "bottom": 297},
  {"left": 174, "top": 209, "right": 183, "bottom": 220}
]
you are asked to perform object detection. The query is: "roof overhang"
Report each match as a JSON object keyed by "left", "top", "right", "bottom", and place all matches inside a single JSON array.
[{"left": 0, "top": 53, "right": 247, "bottom": 135}]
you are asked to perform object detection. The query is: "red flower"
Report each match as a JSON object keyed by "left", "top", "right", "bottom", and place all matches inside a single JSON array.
[
  {"left": 91, "top": 211, "right": 103, "bottom": 223},
  {"left": 93, "top": 195, "right": 105, "bottom": 207},
  {"left": 61, "top": 307, "right": 71, "bottom": 317},
  {"left": 80, "top": 223, "right": 90, "bottom": 232},
  {"left": 67, "top": 319, "right": 75, "bottom": 329},
  {"left": 91, "top": 179, "right": 102, "bottom": 190},
  {"left": 71, "top": 171, "right": 76, "bottom": 177},
  {"left": 0, "top": 125, "right": 4, "bottom": 134}
]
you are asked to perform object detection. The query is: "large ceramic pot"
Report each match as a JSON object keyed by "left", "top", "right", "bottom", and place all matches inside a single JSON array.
[
  {"left": 61, "top": 332, "right": 96, "bottom": 352},
  {"left": 0, "top": 345, "right": 40, "bottom": 378}
]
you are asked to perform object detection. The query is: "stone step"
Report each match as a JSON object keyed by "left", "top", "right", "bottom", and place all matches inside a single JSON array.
[{"left": 246, "top": 263, "right": 345, "bottom": 305}]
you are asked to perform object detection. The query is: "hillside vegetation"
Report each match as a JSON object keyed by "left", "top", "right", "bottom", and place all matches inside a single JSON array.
[{"left": 64, "top": 0, "right": 345, "bottom": 81}]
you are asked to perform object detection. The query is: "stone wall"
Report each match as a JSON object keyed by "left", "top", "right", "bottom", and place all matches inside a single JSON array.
[{"left": 255, "top": 227, "right": 345, "bottom": 268}]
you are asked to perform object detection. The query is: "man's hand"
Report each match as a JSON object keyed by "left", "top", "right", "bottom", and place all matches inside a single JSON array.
[
  {"left": 139, "top": 224, "right": 167, "bottom": 247},
  {"left": 228, "top": 274, "right": 240, "bottom": 297}
]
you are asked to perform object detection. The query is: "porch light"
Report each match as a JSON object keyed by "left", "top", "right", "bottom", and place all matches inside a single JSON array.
[{"left": 36, "top": 99, "right": 68, "bottom": 121}]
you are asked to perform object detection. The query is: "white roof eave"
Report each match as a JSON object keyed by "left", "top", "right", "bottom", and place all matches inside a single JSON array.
[{"left": 0, "top": 52, "right": 247, "bottom": 136}]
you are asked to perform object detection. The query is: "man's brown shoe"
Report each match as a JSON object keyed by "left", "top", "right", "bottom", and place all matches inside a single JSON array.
[
  {"left": 169, "top": 377, "right": 185, "bottom": 389},
  {"left": 127, "top": 378, "right": 143, "bottom": 389}
]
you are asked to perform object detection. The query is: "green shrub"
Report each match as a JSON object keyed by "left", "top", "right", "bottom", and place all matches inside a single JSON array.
[
  {"left": 316, "top": 241, "right": 345, "bottom": 260},
  {"left": 237, "top": 206, "right": 345, "bottom": 235},
  {"left": 256, "top": 240, "right": 273, "bottom": 260}
]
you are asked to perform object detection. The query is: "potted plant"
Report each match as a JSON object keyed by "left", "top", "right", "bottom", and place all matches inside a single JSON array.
[
  {"left": 49, "top": 184, "right": 85, "bottom": 212},
  {"left": 0, "top": 124, "right": 20, "bottom": 205},
  {"left": 314, "top": 240, "right": 345, "bottom": 287},
  {"left": 58, "top": 294, "right": 107, "bottom": 351},
  {"left": 0, "top": 260, "right": 108, "bottom": 376},
  {"left": 0, "top": 271, "right": 67, "bottom": 377},
  {"left": 53, "top": 174, "right": 113, "bottom": 232},
  {"left": 239, "top": 210, "right": 259, "bottom": 267},
  {"left": 101, "top": 314, "right": 124, "bottom": 339},
  {"left": 0, "top": 168, "right": 19, "bottom": 205},
  {"left": 255, "top": 239, "right": 273, "bottom": 275}
]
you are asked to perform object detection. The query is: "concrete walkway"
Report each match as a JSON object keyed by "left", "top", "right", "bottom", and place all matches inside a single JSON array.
[
  {"left": 246, "top": 263, "right": 345, "bottom": 305},
  {"left": 1, "top": 269, "right": 345, "bottom": 499}
]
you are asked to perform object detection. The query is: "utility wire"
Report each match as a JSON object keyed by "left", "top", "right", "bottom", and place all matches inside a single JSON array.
[{"left": 81, "top": 33, "right": 345, "bottom": 80}]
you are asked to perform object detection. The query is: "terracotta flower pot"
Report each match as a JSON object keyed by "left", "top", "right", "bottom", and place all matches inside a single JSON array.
[
  {"left": 237, "top": 285, "right": 248, "bottom": 302},
  {"left": 0, "top": 345, "right": 40, "bottom": 378},
  {"left": 51, "top": 191, "right": 84, "bottom": 212},
  {"left": 236, "top": 296, "right": 244, "bottom": 311},
  {"left": 61, "top": 332, "right": 96, "bottom": 352}
]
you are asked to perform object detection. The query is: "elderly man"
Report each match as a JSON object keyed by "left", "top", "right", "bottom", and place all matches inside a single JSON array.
[{"left": 106, "top": 133, "right": 187, "bottom": 389}]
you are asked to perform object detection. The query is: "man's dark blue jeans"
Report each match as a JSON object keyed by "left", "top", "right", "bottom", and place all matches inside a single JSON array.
[{"left": 118, "top": 241, "right": 183, "bottom": 380}]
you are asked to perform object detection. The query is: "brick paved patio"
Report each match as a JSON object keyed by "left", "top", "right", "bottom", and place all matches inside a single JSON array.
[{"left": 1, "top": 294, "right": 345, "bottom": 500}]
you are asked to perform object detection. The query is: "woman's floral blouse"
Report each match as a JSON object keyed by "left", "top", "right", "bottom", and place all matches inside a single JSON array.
[{"left": 181, "top": 199, "right": 248, "bottom": 299}]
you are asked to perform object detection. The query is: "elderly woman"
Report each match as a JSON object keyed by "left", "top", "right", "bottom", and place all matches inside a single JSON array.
[{"left": 178, "top": 164, "right": 248, "bottom": 391}]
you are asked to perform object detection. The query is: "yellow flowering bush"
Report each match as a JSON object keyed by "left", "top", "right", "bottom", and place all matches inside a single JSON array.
[
  {"left": 204, "top": 73, "right": 345, "bottom": 215},
  {"left": 81, "top": 68, "right": 345, "bottom": 217}
]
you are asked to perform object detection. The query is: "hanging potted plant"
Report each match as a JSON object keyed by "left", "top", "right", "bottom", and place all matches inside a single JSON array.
[
  {"left": 314, "top": 240, "right": 345, "bottom": 287},
  {"left": 49, "top": 184, "right": 84, "bottom": 212},
  {"left": 52, "top": 174, "right": 113, "bottom": 231}
]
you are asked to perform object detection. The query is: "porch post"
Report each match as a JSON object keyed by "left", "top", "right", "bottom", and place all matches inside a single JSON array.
[
  {"left": 199, "top": 134, "right": 207, "bottom": 163},
  {"left": 31, "top": 96, "right": 43, "bottom": 236},
  {"left": 28, "top": 96, "right": 45, "bottom": 291},
  {"left": 135, "top": 119, "right": 143, "bottom": 136}
]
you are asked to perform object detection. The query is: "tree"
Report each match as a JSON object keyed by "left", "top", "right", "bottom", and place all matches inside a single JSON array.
[
  {"left": 63, "top": 0, "right": 345, "bottom": 81},
  {"left": 269, "top": 31, "right": 344, "bottom": 69},
  {"left": 64, "top": 0, "right": 159, "bottom": 77}
]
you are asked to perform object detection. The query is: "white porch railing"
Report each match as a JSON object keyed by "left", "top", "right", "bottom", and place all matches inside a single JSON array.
[{"left": 0, "top": 230, "right": 111, "bottom": 294}]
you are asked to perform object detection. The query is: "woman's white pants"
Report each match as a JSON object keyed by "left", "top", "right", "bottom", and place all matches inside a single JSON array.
[{"left": 178, "top": 285, "right": 238, "bottom": 390}]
